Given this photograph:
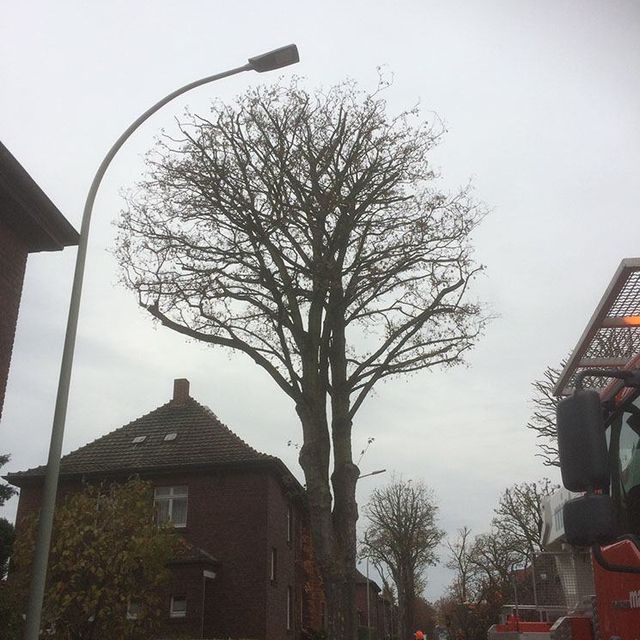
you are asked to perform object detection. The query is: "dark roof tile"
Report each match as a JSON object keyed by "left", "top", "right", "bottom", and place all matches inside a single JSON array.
[
  {"left": 9, "top": 396, "right": 274, "bottom": 480},
  {"left": 0, "top": 141, "right": 79, "bottom": 252}
]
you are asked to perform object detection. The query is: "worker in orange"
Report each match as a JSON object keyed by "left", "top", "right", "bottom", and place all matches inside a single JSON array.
[{"left": 414, "top": 631, "right": 425, "bottom": 640}]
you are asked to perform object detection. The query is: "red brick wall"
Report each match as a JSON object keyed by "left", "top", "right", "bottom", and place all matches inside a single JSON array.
[
  {"left": 0, "top": 219, "right": 28, "bottom": 419},
  {"left": 356, "top": 581, "right": 382, "bottom": 632},
  {"left": 176, "top": 470, "right": 270, "bottom": 639},
  {"left": 265, "top": 474, "right": 297, "bottom": 639},
  {"left": 161, "top": 563, "right": 206, "bottom": 638},
  {"left": 298, "top": 514, "right": 325, "bottom": 632},
  {"left": 14, "top": 483, "right": 42, "bottom": 530},
  {"left": 12, "top": 468, "right": 310, "bottom": 640}
]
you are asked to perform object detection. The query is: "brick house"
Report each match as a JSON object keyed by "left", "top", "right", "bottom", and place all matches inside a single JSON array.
[
  {"left": 356, "top": 569, "right": 380, "bottom": 634},
  {"left": 355, "top": 569, "right": 398, "bottom": 639},
  {"left": 0, "top": 141, "right": 79, "bottom": 419},
  {"left": 7, "top": 379, "right": 324, "bottom": 639}
]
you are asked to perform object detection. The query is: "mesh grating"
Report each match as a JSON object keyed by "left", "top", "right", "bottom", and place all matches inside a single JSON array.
[
  {"left": 609, "top": 271, "right": 640, "bottom": 318},
  {"left": 567, "top": 371, "right": 612, "bottom": 391},
  {"left": 584, "top": 327, "right": 640, "bottom": 359},
  {"left": 565, "top": 326, "right": 640, "bottom": 391},
  {"left": 502, "top": 552, "right": 594, "bottom": 623},
  {"left": 556, "top": 262, "right": 640, "bottom": 395}
]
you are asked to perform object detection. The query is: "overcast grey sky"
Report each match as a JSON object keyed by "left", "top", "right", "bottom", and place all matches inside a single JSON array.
[{"left": 1, "top": 0, "right": 639, "bottom": 600}]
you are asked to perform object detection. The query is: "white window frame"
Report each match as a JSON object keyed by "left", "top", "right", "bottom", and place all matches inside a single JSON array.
[
  {"left": 126, "top": 599, "right": 141, "bottom": 620},
  {"left": 170, "top": 595, "right": 187, "bottom": 618},
  {"left": 287, "top": 586, "right": 293, "bottom": 630},
  {"left": 270, "top": 547, "right": 277, "bottom": 582},
  {"left": 154, "top": 486, "right": 188, "bottom": 528}
]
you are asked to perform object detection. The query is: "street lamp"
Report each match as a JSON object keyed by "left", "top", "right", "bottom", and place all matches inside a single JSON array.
[
  {"left": 357, "top": 468, "right": 386, "bottom": 639},
  {"left": 24, "top": 44, "right": 300, "bottom": 640},
  {"left": 359, "top": 468, "right": 387, "bottom": 480}
]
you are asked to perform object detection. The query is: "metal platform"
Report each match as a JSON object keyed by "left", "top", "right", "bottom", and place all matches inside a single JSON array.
[{"left": 554, "top": 258, "right": 640, "bottom": 397}]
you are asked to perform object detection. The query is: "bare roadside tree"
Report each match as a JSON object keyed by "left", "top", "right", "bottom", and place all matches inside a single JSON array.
[
  {"left": 446, "top": 527, "right": 476, "bottom": 605},
  {"left": 492, "top": 478, "right": 558, "bottom": 567},
  {"left": 444, "top": 527, "right": 519, "bottom": 640},
  {"left": 526, "top": 363, "right": 565, "bottom": 467},
  {"left": 116, "top": 79, "right": 486, "bottom": 640},
  {"left": 360, "top": 479, "right": 444, "bottom": 639}
]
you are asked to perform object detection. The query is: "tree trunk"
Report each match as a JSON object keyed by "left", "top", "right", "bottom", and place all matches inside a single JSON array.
[
  {"left": 397, "top": 572, "right": 416, "bottom": 639},
  {"left": 329, "top": 303, "right": 360, "bottom": 640},
  {"left": 297, "top": 385, "right": 359, "bottom": 639},
  {"left": 329, "top": 453, "right": 359, "bottom": 640},
  {"left": 296, "top": 280, "right": 360, "bottom": 640}
]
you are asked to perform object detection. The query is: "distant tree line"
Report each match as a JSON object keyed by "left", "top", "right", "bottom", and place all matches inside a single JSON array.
[{"left": 437, "top": 478, "right": 558, "bottom": 640}]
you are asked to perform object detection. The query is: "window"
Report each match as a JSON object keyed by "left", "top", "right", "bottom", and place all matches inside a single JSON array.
[
  {"left": 287, "top": 505, "right": 293, "bottom": 543},
  {"left": 126, "top": 600, "right": 141, "bottom": 620},
  {"left": 270, "top": 547, "right": 277, "bottom": 582},
  {"left": 164, "top": 432, "right": 177, "bottom": 442},
  {"left": 609, "top": 393, "right": 640, "bottom": 532},
  {"left": 286, "top": 586, "right": 293, "bottom": 630},
  {"left": 170, "top": 595, "right": 187, "bottom": 618},
  {"left": 132, "top": 435, "right": 146, "bottom": 444},
  {"left": 154, "top": 486, "right": 188, "bottom": 528}
]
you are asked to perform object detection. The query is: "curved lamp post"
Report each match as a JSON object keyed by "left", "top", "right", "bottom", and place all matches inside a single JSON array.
[
  {"left": 359, "top": 468, "right": 386, "bottom": 480},
  {"left": 24, "top": 44, "right": 300, "bottom": 639},
  {"left": 357, "top": 469, "right": 386, "bottom": 639}
]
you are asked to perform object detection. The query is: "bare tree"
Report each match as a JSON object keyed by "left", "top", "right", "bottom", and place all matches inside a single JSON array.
[
  {"left": 444, "top": 527, "right": 517, "bottom": 640},
  {"left": 446, "top": 527, "right": 476, "bottom": 604},
  {"left": 116, "top": 79, "right": 486, "bottom": 639},
  {"left": 527, "top": 363, "right": 565, "bottom": 467},
  {"left": 492, "top": 478, "right": 558, "bottom": 567},
  {"left": 450, "top": 529, "right": 516, "bottom": 603},
  {"left": 470, "top": 531, "right": 520, "bottom": 588},
  {"left": 360, "top": 479, "right": 445, "bottom": 639}
]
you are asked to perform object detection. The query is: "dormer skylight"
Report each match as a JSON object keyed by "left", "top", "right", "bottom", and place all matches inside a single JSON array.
[
  {"left": 132, "top": 435, "right": 147, "bottom": 444},
  {"left": 164, "top": 432, "right": 178, "bottom": 442}
]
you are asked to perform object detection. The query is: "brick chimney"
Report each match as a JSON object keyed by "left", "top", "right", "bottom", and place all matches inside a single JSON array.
[{"left": 172, "top": 378, "right": 190, "bottom": 405}]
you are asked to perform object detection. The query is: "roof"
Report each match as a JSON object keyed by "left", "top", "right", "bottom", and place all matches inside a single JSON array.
[
  {"left": 554, "top": 258, "right": 640, "bottom": 397},
  {"left": 170, "top": 540, "right": 219, "bottom": 567},
  {"left": 0, "top": 141, "right": 79, "bottom": 252},
  {"left": 7, "top": 380, "right": 302, "bottom": 493},
  {"left": 355, "top": 569, "right": 381, "bottom": 592}
]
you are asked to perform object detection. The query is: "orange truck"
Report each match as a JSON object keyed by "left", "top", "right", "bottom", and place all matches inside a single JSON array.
[{"left": 489, "top": 258, "right": 640, "bottom": 639}]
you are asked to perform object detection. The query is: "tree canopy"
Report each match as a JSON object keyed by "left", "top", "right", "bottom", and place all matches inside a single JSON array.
[
  {"left": 0, "top": 454, "right": 16, "bottom": 579},
  {"left": 0, "top": 453, "right": 16, "bottom": 506},
  {"left": 117, "top": 79, "right": 486, "bottom": 410}
]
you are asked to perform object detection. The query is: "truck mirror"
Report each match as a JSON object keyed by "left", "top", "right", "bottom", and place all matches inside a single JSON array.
[
  {"left": 557, "top": 389, "right": 608, "bottom": 492},
  {"left": 563, "top": 494, "right": 617, "bottom": 546}
]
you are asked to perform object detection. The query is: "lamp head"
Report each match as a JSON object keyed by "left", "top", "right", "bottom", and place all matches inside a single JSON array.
[{"left": 248, "top": 44, "right": 299, "bottom": 73}]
